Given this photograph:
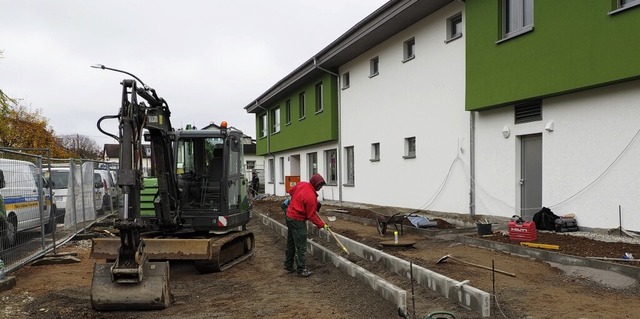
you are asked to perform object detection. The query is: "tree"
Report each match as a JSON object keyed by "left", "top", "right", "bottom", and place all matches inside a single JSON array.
[{"left": 58, "top": 134, "right": 102, "bottom": 159}]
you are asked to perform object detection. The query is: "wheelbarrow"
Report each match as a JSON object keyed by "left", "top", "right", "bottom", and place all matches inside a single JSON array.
[{"left": 375, "top": 211, "right": 410, "bottom": 236}]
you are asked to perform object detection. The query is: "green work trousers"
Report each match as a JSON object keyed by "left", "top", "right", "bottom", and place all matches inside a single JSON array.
[{"left": 284, "top": 216, "right": 308, "bottom": 271}]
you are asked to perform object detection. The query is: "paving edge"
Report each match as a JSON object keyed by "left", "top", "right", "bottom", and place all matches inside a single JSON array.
[{"left": 260, "top": 214, "right": 491, "bottom": 317}]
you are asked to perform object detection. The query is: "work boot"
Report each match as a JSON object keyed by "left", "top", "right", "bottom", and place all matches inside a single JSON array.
[
  {"left": 283, "top": 265, "right": 295, "bottom": 273},
  {"left": 297, "top": 268, "right": 313, "bottom": 277}
]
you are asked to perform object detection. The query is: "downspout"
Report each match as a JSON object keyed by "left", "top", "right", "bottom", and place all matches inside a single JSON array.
[
  {"left": 469, "top": 111, "right": 476, "bottom": 216},
  {"left": 255, "top": 101, "right": 277, "bottom": 196},
  {"left": 313, "top": 57, "right": 342, "bottom": 202}
]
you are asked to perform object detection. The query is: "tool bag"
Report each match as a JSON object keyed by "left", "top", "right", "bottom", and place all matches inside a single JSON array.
[{"left": 555, "top": 217, "right": 578, "bottom": 232}]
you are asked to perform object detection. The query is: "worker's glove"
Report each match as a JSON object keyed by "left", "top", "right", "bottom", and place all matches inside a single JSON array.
[{"left": 323, "top": 224, "right": 330, "bottom": 231}]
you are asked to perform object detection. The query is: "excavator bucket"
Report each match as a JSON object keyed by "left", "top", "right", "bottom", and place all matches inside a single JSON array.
[{"left": 91, "top": 261, "right": 172, "bottom": 311}]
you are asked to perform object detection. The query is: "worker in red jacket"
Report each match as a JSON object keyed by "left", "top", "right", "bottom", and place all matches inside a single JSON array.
[{"left": 283, "top": 173, "right": 328, "bottom": 277}]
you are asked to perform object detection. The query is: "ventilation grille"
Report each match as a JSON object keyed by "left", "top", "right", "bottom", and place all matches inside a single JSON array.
[{"left": 515, "top": 102, "right": 542, "bottom": 124}]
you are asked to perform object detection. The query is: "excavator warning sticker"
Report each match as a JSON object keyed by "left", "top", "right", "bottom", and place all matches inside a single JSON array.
[{"left": 217, "top": 216, "right": 227, "bottom": 227}]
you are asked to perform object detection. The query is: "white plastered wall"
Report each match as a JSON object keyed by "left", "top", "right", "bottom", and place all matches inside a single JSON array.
[
  {"left": 338, "top": 2, "right": 470, "bottom": 213},
  {"left": 474, "top": 79, "right": 640, "bottom": 230}
]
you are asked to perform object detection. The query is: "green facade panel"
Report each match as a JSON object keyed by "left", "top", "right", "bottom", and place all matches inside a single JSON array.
[
  {"left": 255, "top": 74, "right": 338, "bottom": 155},
  {"left": 466, "top": 0, "right": 640, "bottom": 111}
]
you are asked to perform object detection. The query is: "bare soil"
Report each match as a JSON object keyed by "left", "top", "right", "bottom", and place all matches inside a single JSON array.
[{"left": 2, "top": 197, "right": 640, "bottom": 319}]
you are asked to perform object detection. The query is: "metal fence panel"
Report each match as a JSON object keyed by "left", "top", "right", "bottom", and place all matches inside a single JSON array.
[{"left": 0, "top": 149, "right": 120, "bottom": 274}]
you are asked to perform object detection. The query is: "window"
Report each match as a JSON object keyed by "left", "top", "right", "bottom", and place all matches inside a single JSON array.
[
  {"left": 246, "top": 160, "right": 255, "bottom": 171},
  {"left": 502, "top": 0, "right": 534, "bottom": 40},
  {"left": 514, "top": 101, "right": 542, "bottom": 124},
  {"left": 345, "top": 146, "right": 355, "bottom": 185},
  {"left": 268, "top": 158, "right": 275, "bottom": 184},
  {"left": 404, "top": 137, "right": 416, "bottom": 159},
  {"left": 369, "top": 56, "right": 379, "bottom": 77},
  {"left": 370, "top": 143, "right": 380, "bottom": 161},
  {"left": 271, "top": 107, "right": 280, "bottom": 133},
  {"left": 403, "top": 38, "right": 415, "bottom": 62},
  {"left": 307, "top": 152, "right": 317, "bottom": 177},
  {"left": 446, "top": 13, "right": 463, "bottom": 42},
  {"left": 325, "top": 149, "right": 337, "bottom": 185},
  {"left": 259, "top": 114, "right": 267, "bottom": 138},
  {"left": 342, "top": 72, "right": 350, "bottom": 89},
  {"left": 610, "top": 0, "right": 640, "bottom": 14},
  {"left": 298, "top": 92, "right": 306, "bottom": 120},
  {"left": 315, "top": 82, "right": 323, "bottom": 113},
  {"left": 285, "top": 99, "right": 291, "bottom": 124},
  {"left": 279, "top": 157, "right": 285, "bottom": 183}
]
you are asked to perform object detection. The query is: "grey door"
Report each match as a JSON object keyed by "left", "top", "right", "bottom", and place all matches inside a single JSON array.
[{"left": 520, "top": 134, "right": 542, "bottom": 220}]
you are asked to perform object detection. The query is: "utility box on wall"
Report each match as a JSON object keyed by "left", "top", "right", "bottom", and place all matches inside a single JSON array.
[{"left": 285, "top": 176, "right": 300, "bottom": 193}]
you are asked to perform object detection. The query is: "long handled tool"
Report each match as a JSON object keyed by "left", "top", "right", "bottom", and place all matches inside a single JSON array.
[
  {"left": 436, "top": 254, "right": 515, "bottom": 277},
  {"left": 327, "top": 227, "right": 350, "bottom": 254}
]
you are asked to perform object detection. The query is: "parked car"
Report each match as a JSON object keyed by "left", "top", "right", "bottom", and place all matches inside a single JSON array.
[
  {"left": 94, "top": 169, "right": 118, "bottom": 214},
  {"left": 0, "top": 159, "right": 55, "bottom": 247}
]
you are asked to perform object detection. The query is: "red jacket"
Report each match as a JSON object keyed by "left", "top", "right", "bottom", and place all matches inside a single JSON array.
[{"left": 286, "top": 181, "right": 325, "bottom": 229}]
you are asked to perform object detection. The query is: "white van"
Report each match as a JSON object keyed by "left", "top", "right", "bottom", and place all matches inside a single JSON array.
[
  {"left": 0, "top": 159, "right": 54, "bottom": 247},
  {"left": 45, "top": 166, "right": 70, "bottom": 223}
]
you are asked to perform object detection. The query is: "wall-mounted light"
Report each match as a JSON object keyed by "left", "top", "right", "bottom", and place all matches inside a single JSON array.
[
  {"left": 502, "top": 126, "right": 510, "bottom": 138},
  {"left": 545, "top": 121, "right": 554, "bottom": 132}
]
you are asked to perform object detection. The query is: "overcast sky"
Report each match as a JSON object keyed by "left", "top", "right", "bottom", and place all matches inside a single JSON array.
[{"left": 0, "top": 0, "right": 387, "bottom": 148}]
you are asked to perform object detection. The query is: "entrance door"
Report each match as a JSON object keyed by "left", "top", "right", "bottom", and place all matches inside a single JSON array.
[{"left": 520, "top": 134, "right": 542, "bottom": 220}]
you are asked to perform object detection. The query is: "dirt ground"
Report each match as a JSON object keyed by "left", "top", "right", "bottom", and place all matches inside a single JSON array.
[{"left": 2, "top": 197, "right": 640, "bottom": 319}]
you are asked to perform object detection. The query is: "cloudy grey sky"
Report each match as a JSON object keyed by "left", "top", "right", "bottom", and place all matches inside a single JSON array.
[{"left": 0, "top": 0, "right": 387, "bottom": 147}]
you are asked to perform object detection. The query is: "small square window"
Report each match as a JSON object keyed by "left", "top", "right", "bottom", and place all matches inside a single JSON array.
[
  {"left": 370, "top": 143, "right": 380, "bottom": 162},
  {"left": 403, "top": 38, "right": 415, "bottom": 62},
  {"left": 446, "top": 13, "right": 463, "bottom": 42},
  {"left": 610, "top": 0, "right": 640, "bottom": 14},
  {"left": 501, "top": 0, "right": 534, "bottom": 40},
  {"left": 403, "top": 137, "right": 416, "bottom": 159},
  {"left": 369, "top": 56, "right": 379, "bottom": 77},
  {"left": 342, "top": 72, "right": 350, "bottom": 89}
]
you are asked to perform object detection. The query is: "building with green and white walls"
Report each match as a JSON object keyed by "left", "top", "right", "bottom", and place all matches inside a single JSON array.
[
  {"left": 467, "top": 0, "right": 640, "bottom": 229},
  {"left": 245, "top": 0, "right": 640, "bottom": 231},
  {"left": 244, "top": 0, "right": 471, "bottom": 215}
]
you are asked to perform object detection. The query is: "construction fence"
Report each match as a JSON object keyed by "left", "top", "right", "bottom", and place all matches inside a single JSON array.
[{"left": 0, "top": 148, "right": 120, "bottom": 274}]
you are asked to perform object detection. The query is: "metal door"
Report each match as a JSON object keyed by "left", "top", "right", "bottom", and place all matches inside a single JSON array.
[{"left": 520, "top": 134, "right": 542, "bottom": 220}]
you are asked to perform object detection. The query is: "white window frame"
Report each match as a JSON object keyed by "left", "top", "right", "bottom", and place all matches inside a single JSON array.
[
  {"left": 370, "top": 143, "right": 380, "bottom": 162},
  {"left": 324, "top": 149, "right": 337, "bottom": 185},
  {"left": 610, "top": 0, "right": 640, "bottom": 14},
  {"left": 315, "top": 82, "right": 323, "bottom": 113},
  {"left": 278, "top": 157, "right": 285, "bottom": 184},
  {"left": 500, "top": 0, "right": 534, "bottom": 41},
  {"left": 307, "top": 152, "right": 317, "bottom": 177},
  {"left": 369, "top": 56, "right": 379, "bottom": 78},
  {"left": 268, "top": 158, "right": 275, "bottom": 184},
  {"left": 446, "top": 13, "right": 463, "bottom": 43},
  {"left": 259, "top": 114, "right": 267, "bottom": 138},
  {"left": 403, "top": 137, "right": 416, "bottom": 159},
  {"left": 403, "top": 38, "right": 415, "bottom": 62},
  {"left": 299, "top": 92, "right": 306, "bottom": 120},
  {"left": 342, "top": 72, "right": 350, "bottom": 89},
  {"left": 344, "top": 146, "right": 355, "bottom": 186},
  {"left": 285, "top": 99, "right": 291, "bottom": 125},
  {"left": 271, "top": 107, "right": 280, "bottom": 133}
]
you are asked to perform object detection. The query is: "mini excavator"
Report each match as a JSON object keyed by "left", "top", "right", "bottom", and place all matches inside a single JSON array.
[{"left": 90, "top": 65, "right": 254, "bottom": 310}]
